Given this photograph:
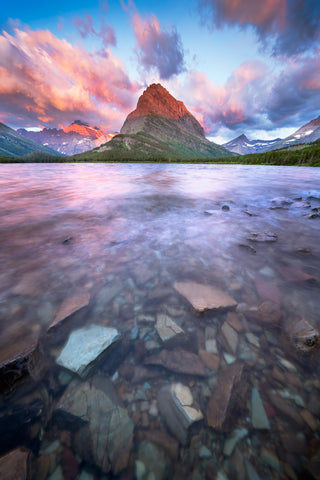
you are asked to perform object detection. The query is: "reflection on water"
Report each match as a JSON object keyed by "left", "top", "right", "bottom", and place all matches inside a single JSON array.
[{"left": 0, "top": 163, "right": 320, "bottom": 479}]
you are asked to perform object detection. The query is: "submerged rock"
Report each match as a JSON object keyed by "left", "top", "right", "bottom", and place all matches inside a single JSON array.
[
  {"left": 223, "top": 428, "right": 248, "bottom": 456},
  {"left": 136, "top": 440, "right": 171, "bottom": 480},
  {"left": 220, "top": 321, "right": 239, "bottom": 355},
  {"left": 244, "top": 300, "right": 281, "bottom": 326},
  {"left": 48, "top": 290, "right": 90, "bottom": 332},
  {"left": 246, "top": 232, "right": 277, "bottom": 242},
  {"left": 251, "top": 388, "right": 270, "bottom": 430},
  {"left": 173, "top": 281, "right": 237, "bottom": 313},
  {"left": 145, "top": 348, "right": 206, "bottom": 376},
  {"left": 56, "top": 324, "right": 120, "bottom": 378},
  {"left": 206, "top": 363, "right": 248, "bottom": 432},
  {"left": 0, "top": 447, "right": 31, "bottom": 480},
  {"left": 155, "top": 314, "right": 184, "bottom": 342},
  {"left": 158, "top": 383, "right": 203, "bottom": 444},
  {"left": 54, "top": 377, "right": 133, "bottom": 474},
  {"left": 282, "top": 317, "right": 320, "bottom": 366}
]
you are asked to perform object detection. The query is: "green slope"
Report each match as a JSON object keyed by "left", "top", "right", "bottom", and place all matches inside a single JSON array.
[
  {"left": 70, "top": 115, "right": 232, "bottom": 161},
  {"left": 0, "top": 123, "right": 63, "bottom": 157}
]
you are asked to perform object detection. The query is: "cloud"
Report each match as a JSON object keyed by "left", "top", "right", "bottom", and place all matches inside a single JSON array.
[
  {"left": 73, "top": 13, "right": 116, "bottom": 48},
  {"left": 132, "top": 13, "right": 185, "bottom": 79},
  {"left": 0, "top": 27, "right": 139, "bottom": 130},
  {"left": 198, "top": 0, "right": 320, "bottom": 56},
  {"left": 170, "top": 50, "right": 320, "bottom": 138}
]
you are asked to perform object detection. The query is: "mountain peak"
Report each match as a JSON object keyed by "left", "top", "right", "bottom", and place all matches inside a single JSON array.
[{"left": 127, "top": 83, "right": 191, "bottom": 121}]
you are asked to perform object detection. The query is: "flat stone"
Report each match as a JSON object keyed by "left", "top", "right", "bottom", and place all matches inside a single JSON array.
[
  {"left": 300, "top": 409, "right": 318, "bottom": 431},
  {"left": 48, "top": 291, "right": 90, "bottom": 331},
  {"left": 221, "top": 322, "right": 238, "bottom": 354},
  {"left": 205, "top": 338, "right": 218, "bottom": 355},
  {"left": 158, "top": 383, "right": 203, "bottom": 444},
  {"left": 251, "top": 388, "right": 270, "bottom": 430},
  {"left": 223, "top": 428, "right": 248, "bottom": 457},
  {"left": 155, "top": 314, "right": 184, "bottom": 342},
  {"left": 206, "top": 363, "right": 248, "bottom": 432},
  {"left": 278, "top": 266, "right": 317, "bottom": 283},
  {"left": 56, "top": 324, "right": 120, "bottom": 377},
  {"left": 244, "top": 460, "right": 262, "bottom": 480},
  {"left": 173, "top": 281, "right": 237, "bottom": 313},
  {"left": 137, "top": 430, "right": 179, "bottom": 462},
  {"left": 245, "top": 333, "right": 260, "bottom": 349},
  {"left": 145, "top": 349, "right": 206, "bottom": 376},
  {"left": 267, "top": 391, "right": 304, "bottom": 427},
  {"left": 199, "top": 349, "right": 220, "bottom": 371},
  {"left": 0, "top": 447, "right": 31, "bottom": 480},
  {"left": 260, "top": 447, "right": 282, "bottom": 472},
  {"left": 55, "top": 377, "right": 133, "bottom": 474},
  {"left": 136, "top": 441, "right": 170, "bottom": 480},
  {"left": 226, "top": 312, "right": 243, "bottom": 332},
  {"left": 246, "top": 231, "right": 277, "bottom": 242},
  {"left": 255, "top": 278, "right": 280, "bottom": 304},
  {"left": 245, "top": 300, "right": 281, "bottom": 326}
]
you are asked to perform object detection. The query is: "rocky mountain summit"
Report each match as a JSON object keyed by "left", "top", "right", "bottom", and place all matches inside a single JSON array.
[
  {"left": 223, "top": 134, "right": 281, "bottom": 155},
  {"left": 18, "top": 120, "right": 116, "bottom": 156},
  {"left": 76, "top": 84, "right": 232, "bottom": 160},
  {"left": 266, "top": 115, "right": 320, "bottom": 151}
]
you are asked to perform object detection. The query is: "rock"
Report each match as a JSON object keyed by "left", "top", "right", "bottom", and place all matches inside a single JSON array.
[
  {"left": 267, "top": 391, "right": 304, "bottom": 427},
  {"left": 244, "top": 460, "right": 261, "bottom": 480},
  {"left": 254, "top": 278, "right": 280, "bottom": 304},
  {"left": 251, "top": 388, "right": 270, "bottom": 430},
  {"left": 48, "top": 291, "right": 90, "bottom": 332},
  {"left": 54, "top": 377, "right": 133, "bottom": 474},
  {"left": 282, "top": 318, "right": 320, "bottom": 365},
  {"left": 238, "top": 244, "right": 256, "bottom": 255},
  {"left": 206, "top": 363, "right": 248, "bottom": 432},
  {"left": 199, "top": 445, "right": 211, "bottom": 458},
  {"left": 0, "top": 341, "right": 44, "bottom": 394},
  {"left": 270, "top": 197, "right": 293, "bottom": 208},
  {"left": 245, "top": 333, "right": 260, "bottom": 349},
  {"left": 260, "top": 447, "right": 282, "bottom": 472},
  {"left": 56, "top": 324, "right": 120, "bottom": 378},
  {"left": 145, "top": 349, "right": 206, "bottom": 376},
  {"left": 223, "top": 428, "right": 248, "bottom": 456},
  {"left": 205, "top": 338, "right": 218, "bottom": 355},
  {"left": 307, "top": 446, "right": 320, "bottom": 480},
  {"left": 278, "top": 266, "right": 317, "bottom": 283},
  {"left": 158, "top": 383, "right": 203, "bottom": 444},
  {"left": 246, "top": 231, "right": 277, "bottom": 242},
  {"left": 0, "top": 447, "right": 31, "bottom": 480},
  {"left": 136, "top": 440, "right": 171, "bottom": 480},
  {"left": 136, "top": 430, "right": 179, "bottom": 462},
  {"left": 173, "top": 281, "right": 237, "bottom": 313},
  {"left": 199, "top": 350, "right": 220, "bottom": 371},
  {"left": 300, "top": 409, "right": 318, "bottom": 431},
  {"left": 220, "top": 322, "right": 238, "bottom": 354},
  {"left": 226, "top": 312, "right": 243, "bottom": 333},
  {"left": 155, "top": 314, "right": 184, "bottom": 342},
  {"left": 244, "top": 300, "right": 281, "bottom": 326}
]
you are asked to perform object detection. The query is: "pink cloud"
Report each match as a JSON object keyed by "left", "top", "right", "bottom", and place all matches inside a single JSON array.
[{"left": 0, "top": 27, "right": 139, "bottom": 130}]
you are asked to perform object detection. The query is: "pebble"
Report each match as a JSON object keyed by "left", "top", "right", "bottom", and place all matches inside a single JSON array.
[
  {"left": 251, "top": 388, "right": 270, "bottom": 430},
  {"left": 223, "top": 428, "right": 248, "bottom": 456}
]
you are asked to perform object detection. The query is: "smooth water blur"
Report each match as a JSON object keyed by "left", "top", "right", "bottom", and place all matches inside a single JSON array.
[{"left": 0, "top": 163, "right": 320, "bottom": 479}]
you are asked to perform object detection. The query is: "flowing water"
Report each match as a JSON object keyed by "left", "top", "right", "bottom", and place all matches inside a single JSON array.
[{"left": 0, "top": 163, "right": 320, "bottom": 479}]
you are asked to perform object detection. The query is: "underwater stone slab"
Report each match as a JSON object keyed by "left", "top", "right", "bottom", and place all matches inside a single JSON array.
[
  {"left": 246, "top": 231, "right": 278, "bottom": 242},
  {"left": 155, "top": 314, "right": 184, "bottom": 342},
  {"left": 55, "top": 377, "right": 133, "bottom": 474},
  {"left": 48, "top": 291, "right": 90, "bottom": 331},
  {"left": 206, "top": 362, "right": 248, "bottom": 432},
  {"left": 158, "top": 383, "right": 203, "bottom": 444},
  {"left": 56, "top": 324, "right": 120, "bottom": 377},
  {"left": 251, "top": 388, "right": 270, "bottom": 430},
  {"left": 173, "top": 281, "right": 237, "bottom": 313},
  {"left": 0, "top": 447, "right": 31, "bottom": 480},
  {"left": 145, "top": 348, "right": 206, "bottom": 376}
]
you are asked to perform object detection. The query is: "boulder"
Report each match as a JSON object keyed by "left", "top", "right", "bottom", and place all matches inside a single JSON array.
[
  {"left": 145, "top": 349, "right": 206, "bottom": 376},
  {"left": 282, "top": 317, "right": 320, "bottom": 366},
  {"left": 56, "top": 324, "right": 120, "bottom": 377},
  {"left": 158, "top": 383, "right": 203, "bottom": 444},
  {"left": 54, "top": 376, "right": 133, "bottom": 474},
  {"left": 206, "top": 363, "right": 248, "bottom": 432},
  {"left": 0, "top": 447, "right": 31, "bottom": 480},
  {"left": 173, "top": 281, "right": 237, "bottom": 313}
]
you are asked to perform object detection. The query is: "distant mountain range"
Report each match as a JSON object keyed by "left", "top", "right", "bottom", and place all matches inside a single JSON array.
[
  {"left": 18, "top": 120, "right": 117, "bottom": 156},
  {"left": 223, "top": 115, "right": 320, "bottom": 155},
  {"left": 71, "top": 84, "right": 232, "bottom": 160},
  {"left": 223, "top": 134, "right": 281, "bottom": 155},
  {"left": 0, "top": 122, "right": 62, "bottom": 157}
]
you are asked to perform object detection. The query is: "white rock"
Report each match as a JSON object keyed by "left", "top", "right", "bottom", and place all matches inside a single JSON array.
[
  {"left": 245, "top": 333, "right": 260, "bottom": 348},
  {"left": 57, "top": 324, "right": 119, "bottom": 377},
  {"left": 171, "top": 383, "right": 193, "bottom": 406},
  {"left": 155, "top": 314, "right": 183, "bottom": 342},
  {"left": 205, "top": 338, "right": 218, "bottom": 354}
]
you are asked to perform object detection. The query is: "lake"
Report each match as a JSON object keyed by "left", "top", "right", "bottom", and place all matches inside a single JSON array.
[{"left": 0, "top": 163, "right": 320, "bottom": 479}]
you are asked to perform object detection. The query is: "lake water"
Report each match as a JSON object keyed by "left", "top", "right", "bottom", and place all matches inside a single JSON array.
[{"left": 0, "top": 163, "right": 320, "bottom": 479}]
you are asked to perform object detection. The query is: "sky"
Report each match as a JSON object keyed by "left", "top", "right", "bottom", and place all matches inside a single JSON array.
[{"left": 0, "top": 0, "right": 319, "bottom": 143}]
